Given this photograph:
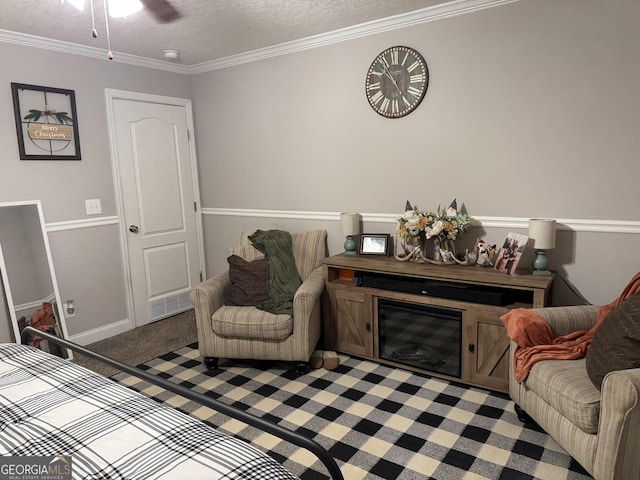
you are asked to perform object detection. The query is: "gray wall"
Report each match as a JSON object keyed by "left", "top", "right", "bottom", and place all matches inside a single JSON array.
[
  {"left": 0, "top": 43, "right": 191, "bottom": 341},
  {"left": 192, "top": 0, "right": 639, "bottom": 307},
  {"left": 1, "top": 0, "right": 639, "bottom": 343},
  {"left": 194, "top": 0, "right": 640, "bottom": 217}
]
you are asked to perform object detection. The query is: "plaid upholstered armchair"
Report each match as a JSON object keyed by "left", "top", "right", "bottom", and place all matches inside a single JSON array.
[
  {"left": 508, "top": 305, "right": 640, "bottom": 480},
  {"left": 190, "top": 229, "right": 327, "bottom": 373}
]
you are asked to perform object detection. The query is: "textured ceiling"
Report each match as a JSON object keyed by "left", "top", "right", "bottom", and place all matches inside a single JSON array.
[{"left": 0, "top": 0, "right": 450, "bottom": 65}]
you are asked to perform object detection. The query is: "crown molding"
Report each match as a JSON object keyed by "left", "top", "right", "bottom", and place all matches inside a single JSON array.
[
  {"left": 0, "top": 28, "right": 191, "bottom": 74},
  {"left": 203, "top": 208, "right": 640, "bottom": 235},
  {"left": 0, "top": 0, "right": 519, "bottom": 75},
  {"left": 188, "top": 0, "right": 519, "bottom": 74}
]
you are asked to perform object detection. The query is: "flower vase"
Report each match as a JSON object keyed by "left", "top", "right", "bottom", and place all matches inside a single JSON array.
[{"left": 395, "top": 234, "right": 428, "bottom": 263}]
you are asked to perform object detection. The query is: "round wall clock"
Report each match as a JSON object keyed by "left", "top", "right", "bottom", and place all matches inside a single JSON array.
[{"left": 365, "top": 46, "right": 429, "bottom": 118}]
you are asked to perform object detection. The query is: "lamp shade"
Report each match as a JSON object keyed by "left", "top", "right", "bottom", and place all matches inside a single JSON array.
[
  {"left": 528, "top": 219, "right": 556, "bottom": 249},
  {"left": 340, "top": 212, "right": 361, "bottom": 236}
]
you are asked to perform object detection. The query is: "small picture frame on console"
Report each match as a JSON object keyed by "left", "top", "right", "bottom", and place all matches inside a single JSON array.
[
  {"left": 494, "top": 232, "right": 528, "bottom": 275},
  {"left": 359, "top": 234, "right": 391, "bottom": 256}
]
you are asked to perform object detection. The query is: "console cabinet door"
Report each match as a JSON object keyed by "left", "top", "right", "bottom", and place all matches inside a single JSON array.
[
  {"left": 327, "top": 285, "right": 373, "bottom": 358},
  {"left": 464, "top": 308, "right": 510, "bottom": 392}
]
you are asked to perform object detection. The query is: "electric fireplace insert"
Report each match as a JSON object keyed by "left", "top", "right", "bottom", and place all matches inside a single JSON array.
[{"left": 377, "top": 298, "right": 462, "bottom": 378}]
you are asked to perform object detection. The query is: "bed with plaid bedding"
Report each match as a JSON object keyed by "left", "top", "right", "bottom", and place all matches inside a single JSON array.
[{"left": 0, "top": 343, "right": 298, "bottom": 480}]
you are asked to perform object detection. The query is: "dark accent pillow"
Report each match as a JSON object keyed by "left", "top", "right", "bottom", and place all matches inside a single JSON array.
[
  {"left": 225, "top": 254, "right": 270, "bottom": 306},
  {"left": 585, "top": 293, "right": 640, "bottom": 390}
]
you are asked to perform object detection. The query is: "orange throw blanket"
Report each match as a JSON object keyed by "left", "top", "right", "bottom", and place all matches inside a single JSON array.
[{"left": 501, "top": 272, "right": 640, "bottom": 383}]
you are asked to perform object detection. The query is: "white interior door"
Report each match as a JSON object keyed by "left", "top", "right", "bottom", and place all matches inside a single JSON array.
[{"left": 107, "top": 91, "right": 204, "bottom": 327}]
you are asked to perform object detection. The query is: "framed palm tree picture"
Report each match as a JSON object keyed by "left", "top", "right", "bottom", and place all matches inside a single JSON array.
[{"left": 11, "top": 83, "right": 81, "bottom": 160}]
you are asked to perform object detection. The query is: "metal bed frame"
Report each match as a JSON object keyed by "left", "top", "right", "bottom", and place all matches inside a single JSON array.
[{"left": 20, "top": 326, "right": 344, "bottom": 480}]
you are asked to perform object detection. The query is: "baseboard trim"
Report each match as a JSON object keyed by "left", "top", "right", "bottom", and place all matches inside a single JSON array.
[{"left": 68, "top": 318, "right": 132, "bottom": 346}]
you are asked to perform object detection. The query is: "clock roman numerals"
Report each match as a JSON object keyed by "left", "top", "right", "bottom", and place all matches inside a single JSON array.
[
  {"left": 367, "top": 81, "right": 381, "bottom": 92},
  {"left": 365, "top": 46, "right": 429, "bottom": 118},
  {"left": 369, "top": 91, "right": 384, "bottom": 105},
  {"left": 407, "top": 60, "right": 422, "bottom": 73},
  {"left": 407, "top": 85, "right": 423, "bottom": 98}
]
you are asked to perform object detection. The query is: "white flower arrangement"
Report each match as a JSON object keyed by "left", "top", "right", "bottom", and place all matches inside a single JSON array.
[{"left": 396, "top": 199, "right": 472, "bottom": 248}]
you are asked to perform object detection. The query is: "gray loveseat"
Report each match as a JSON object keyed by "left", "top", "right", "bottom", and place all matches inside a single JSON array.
[{"left": 508, "top": 305, "right": 640, "bottom": 480}]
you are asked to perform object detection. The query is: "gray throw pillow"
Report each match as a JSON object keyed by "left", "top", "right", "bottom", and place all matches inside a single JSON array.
[{"left": 585, "top": 293, "right": 640, "bottom": 390}]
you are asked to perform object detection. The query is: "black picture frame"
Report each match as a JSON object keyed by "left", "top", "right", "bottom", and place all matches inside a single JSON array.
[
  {"left": 11, "top": 82, "right": 81, "bottom": 160},
  {"left": 359, "top": 234, "right": 390, "bottom": 255}
]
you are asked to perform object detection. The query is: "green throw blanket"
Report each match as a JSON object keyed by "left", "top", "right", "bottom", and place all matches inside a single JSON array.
[{"left": 249, "top": 229, "right": 301, "bottom": 315}]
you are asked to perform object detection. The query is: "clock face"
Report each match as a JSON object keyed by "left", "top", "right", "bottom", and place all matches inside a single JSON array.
[{"left": 365, "top": 46, "right": 429, "bottom": 118}]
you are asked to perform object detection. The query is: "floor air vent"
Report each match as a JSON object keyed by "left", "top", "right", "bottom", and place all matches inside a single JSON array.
[{"left": 150, "top": 292, "right": 192, "bottom": 321}]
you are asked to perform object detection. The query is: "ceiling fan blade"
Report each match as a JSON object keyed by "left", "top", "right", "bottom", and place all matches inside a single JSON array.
[{"left": 139, "top": 0, "right": 181, "bottom": 23}]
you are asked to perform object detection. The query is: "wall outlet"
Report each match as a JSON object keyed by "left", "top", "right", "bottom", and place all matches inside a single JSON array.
[
  {"left": 63, "top": 302, "right": 76, "bottom": 318},
  {"left": 85, "top": 199, "right": 102, "bottom": 215}
]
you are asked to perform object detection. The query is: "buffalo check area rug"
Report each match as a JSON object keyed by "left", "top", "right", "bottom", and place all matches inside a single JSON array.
[{"left": 112, "top": 343, "right": 593, "bottom": 480}]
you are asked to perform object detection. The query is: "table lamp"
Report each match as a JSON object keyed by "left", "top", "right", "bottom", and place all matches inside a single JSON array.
[
  {"left": 528, "top": 219, "right": 556, "bottom": 275},
  {"left": 341, "top": 212, "right": 361, "bottom": 255}
]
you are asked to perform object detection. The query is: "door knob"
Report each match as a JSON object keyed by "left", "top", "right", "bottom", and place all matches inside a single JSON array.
[{"left": 129, "top": 225, "right": 139, "bottom": 234}]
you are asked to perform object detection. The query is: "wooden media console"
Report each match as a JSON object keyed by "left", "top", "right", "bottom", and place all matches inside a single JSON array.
[{"left": 322, "top": 254, "right": 554, "bottom": 393}]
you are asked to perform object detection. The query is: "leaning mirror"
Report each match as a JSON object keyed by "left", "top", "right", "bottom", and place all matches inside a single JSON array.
[{"left": 0, "top": 200, "right": 71, "bottom": 359}]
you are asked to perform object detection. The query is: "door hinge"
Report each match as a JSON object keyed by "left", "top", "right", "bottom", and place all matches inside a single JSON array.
[
  {"left": 187, "top": 129, "right": 191, "bottom": 141},
  {"left": 194, "top": 201, "right": 197, "bottom": 212},
  {"left": 200, "top": 271, "right": 203, "bottom": 282}
]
